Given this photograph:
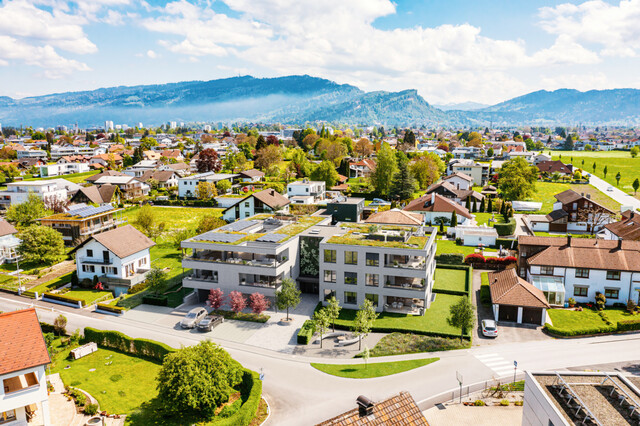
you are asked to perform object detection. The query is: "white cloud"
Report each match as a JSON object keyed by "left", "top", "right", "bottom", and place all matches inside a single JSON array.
[
  {"left": 539, "top": 0, "right": 640, "bottom": 57},
  {"left": 146, "top": 49, "right": 158, "bottom": 59}
]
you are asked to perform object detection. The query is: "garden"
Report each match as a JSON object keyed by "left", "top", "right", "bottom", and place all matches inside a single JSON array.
[
  {"left": 520, "top": 182, "right": 620, "bottom": 214},
  {"left": 545, "top": 300, "right": 640, "bottom": 337},
  {"left": 311, "top": 358, "right": 439, "bottom": 379}
]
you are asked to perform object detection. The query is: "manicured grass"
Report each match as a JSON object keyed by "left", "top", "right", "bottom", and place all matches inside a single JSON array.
[
  {"left": 327, "top": 232, "right": 429, "bottom": 249},
  {"left": 602, "top": 308, "right": 638, "bottom": 324},
  {"left": 533, "top": 232, "right": 594, "bottom": 238},
  {"left": 0, "top": 274, "right": 18, "bottom": 291},
  {"left": 362, "top": 333, "right": 469, "bottom": 357},
  {"left": 63, "top": 289, "right": 113, "bottom": 305},
  {"left": 524, "top": 182, "right": 572, "bottom": 213},
  {"left": 547, "top": 308, "right": 607, "bottom": 332},
  {"left": 123, "top": 206, "right": 224, "bottom": 231},
  {"left": 328, "top": 293, "right": 469, "bottom": 337},
  {"left": 26, "top": 170, "right": 100, "bottom": 184},
  {"left": 24, "top": 272, "right": 73, "bottom": 295},
  {"left": 552, "top": 150, "right": 640, "bottom": 197},
  {"left": 51, "top": 343, "right": 161, "bottom": 415},
  {"left": 433, "top": 268, "right": 467, "bottom": 292},
  {"left": 473, "top": 213, "right": 505, "bottom": 226},
  {"left": 572, "top": 184, "right": 622, "bottom": 212},
  {"left": 311, "top": 358, "right": 439, "bottom": 379},
  {"left": 436, "top": 239, "right": 496, "bottom": 256}
]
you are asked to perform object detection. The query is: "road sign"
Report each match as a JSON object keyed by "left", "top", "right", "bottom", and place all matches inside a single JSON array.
[
  {"left": 456, "top": 371, "right": 463, "bottom": 384},
  {"left": 514, "top": 360, "right": 518, "bottom": 368}
]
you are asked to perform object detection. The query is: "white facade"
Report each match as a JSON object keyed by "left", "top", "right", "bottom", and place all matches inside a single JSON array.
[
  {"left": 420, "top": 211, "right": 471, "bottom": 227},
  {"left": 0, "top": 365, "right": 50, "bottom": 426},
  {"left": 0, "top": 181, "right": 67, "bottom": 207},
  {"left": 178, "top": 172, "right": 239, "bottom": 198},
  {"left": 16, "top": 150, "right": 46, "bottom": 159},
  {"left": 39, "top": 163, "right": 89, "bottom": 177},
  {"left": 50, "top": 146, "right": 100, "bottom": 159},
  {"left": 451, "top": 225, "right": 498, "bottom": 246},
  {"left": 443, "top": 174, "right": 472, "bottom": 190},
  {"left": 287, "top": 180, "right": 326, "bottom": 204},
  {"left": 448, "top": 160, "right": 490, "bottom": 186},
  {"left": 76, "top": 239, "right": 151, "bottom": 296}
]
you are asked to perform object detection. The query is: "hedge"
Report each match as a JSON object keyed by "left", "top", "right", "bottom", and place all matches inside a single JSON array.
[
  {"left": 480, "top": 285, "right": 491, "bottom": 306},
  {"left": 494, "top": 218, "right": 517, "bottom": 236},
  {"left": 496, "top": 238, "right": 518, "bottom": 249},
  {"left": 153, "top": 199, "right": 218, "bottom": 207},
  {"left": 434, "top": 253, "right": 464, "bottom": 265},
  {"left": 544, "top": 323, "right": 617, "bottom": 337},
  {"left": 210, "top": 370, "right": 262, "bottom": 426},
  {"left": 142, "top": 294, "right": 168, "bottom": 306},
  {"left": 43, "top": 292, "right": 86, "bottom": 307},
  {"left": 40, "top": 322, "right": 56, "bottom": 334},
  {"left": 83, "top": 327, "right": 175, "bottom": 362},
  {"left": 96, "top": 303, "right": 126, "bottom": 314},
  {"left": 210, "top": 309, "right": 270, "bottom": 323},
  {"left": 297, "top": 320, "right": 316, "bottom": 344},
  {"left": 617, "top": 319, "right": 640, "bottom": 332}
]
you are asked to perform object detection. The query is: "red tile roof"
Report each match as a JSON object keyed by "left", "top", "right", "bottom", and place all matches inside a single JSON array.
[
  {"left": 489, "top": 269, "right": 550, "bottom": 308},
  {"left": 0, "top": 308, "right": 50, "bottom": 376},
  {"left": 603, "top": 211, "right": 640, "bottom": 240},
  {"left": 404, "top": 193, "right": 473, "bottom": 219}
]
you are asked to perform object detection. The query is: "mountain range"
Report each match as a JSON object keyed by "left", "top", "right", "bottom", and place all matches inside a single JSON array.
[{"left": 0, "top": 75, "right": 638, "bottom": 127}]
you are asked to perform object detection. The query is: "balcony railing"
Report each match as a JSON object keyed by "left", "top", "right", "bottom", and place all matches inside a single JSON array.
[
  {"left": 184, "top": 275, "right": 218, "bottom": 284},
  {"left": 239, "top": 280, "right": 282, "bottom": 289},
  {"left": 187, "top": 255, "right": 281, "bottom": 268},
  {"left": 384, "top": 282, "right": 425, "bottom": 291},
  {"left": 79, "top": 219, "right": 127, "bottom": 235},
  {"left": 384, "top": 261, "right": 426, "bottom": 270},
  {"left": 78, "top": 257, "right": 112, "bottom": 265}
]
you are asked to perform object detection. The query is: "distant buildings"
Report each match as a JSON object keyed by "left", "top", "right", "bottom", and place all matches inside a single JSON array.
[{"left": 0, "top": 181, "right": 67, "bottom": 208}]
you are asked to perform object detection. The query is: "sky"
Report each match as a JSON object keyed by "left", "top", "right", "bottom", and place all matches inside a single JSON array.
[{"left": 0, "top": 0, "right": 638, "bottom": 105}]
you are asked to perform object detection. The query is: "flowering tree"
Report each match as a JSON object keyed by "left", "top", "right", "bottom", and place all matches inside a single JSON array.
[
  {"left": 229, "top": 291, "right": 247, "bottom": 314},
  {"left": 208, "top": 288, "right": 225, "bottom": 309},
  {"left": 249, "top": 293, "right": 270, "bottom": 314}
]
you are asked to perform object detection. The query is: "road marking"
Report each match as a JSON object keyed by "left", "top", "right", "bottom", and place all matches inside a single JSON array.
[{"left": 474, "top": 353, "right": 517, "bottom": 377}]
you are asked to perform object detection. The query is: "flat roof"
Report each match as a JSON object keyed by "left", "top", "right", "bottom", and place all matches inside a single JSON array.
[{"left": 324, "top": 223, "right": 434, "bottom": 250}]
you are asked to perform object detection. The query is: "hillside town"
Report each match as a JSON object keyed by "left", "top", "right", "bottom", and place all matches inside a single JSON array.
[{"left": 0, "top": 120, "right": 639, "bottom": 425}]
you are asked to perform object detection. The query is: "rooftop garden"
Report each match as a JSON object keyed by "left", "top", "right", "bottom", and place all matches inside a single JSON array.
[{"left": 327, "top": 231, "right": 429, "bottom": 250}]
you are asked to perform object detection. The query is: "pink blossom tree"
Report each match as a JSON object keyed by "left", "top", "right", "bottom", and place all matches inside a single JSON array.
[
  {"left": 249, "top": 292, "right": 270, "bottom": 314},
  {"left": 229, "top": 291, "right": 247, "bottom": 314},
  {"left": 208, "top": 288, "right": 225, "bottom": 309}
]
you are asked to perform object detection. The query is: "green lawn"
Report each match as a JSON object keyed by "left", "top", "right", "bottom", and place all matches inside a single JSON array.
[
  {"left": 64, "top": 289, "right": 114, "bottom": 305},
  {"left": 433, "top": 268, "right": 467, "bottom": 292},
  {"left": 51, "top": 344, "right": 161, "bottom": 415},
  {"left": 552, "top": 150, "right": 640, "bottom": 197},
  {"left": 24, "top": 272, "right": 74, "bottom": 296},
  {"left": 436, "top": 239, "right": 495, "bottom": 256},
  {"left": 123, "top": 206, "right": 224, "bottom": 231},
  {"left": 473, "top": 213, "right": 505, "bottom": 226},
  {"left": 547, "top": 307, "right": 636, "bottom": 334},
  {"left": 0, "top": 274, "right": 18, "bottom": 291},
  {"left": 26, "top": 170, "right": 100, "bottom": 184},
  {"left": 519, "top": 181, "right": 621, "bottom": 214},
  {"left": 328, "top": 293, "right": 469, "bottom": 337},
  {"left": 362, "top": 333, "right": 469, "bottom": 357},
  {"left": 311, "top": 358, "right": 439, "bottom": 379}
]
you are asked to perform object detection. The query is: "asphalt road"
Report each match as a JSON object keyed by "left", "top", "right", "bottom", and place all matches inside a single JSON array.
[
  {"left": 2, "top": 294, "right": 639, "bottom": 425},
  {"left": 588, "top": 174, "right": 640, "bottom": 211}
]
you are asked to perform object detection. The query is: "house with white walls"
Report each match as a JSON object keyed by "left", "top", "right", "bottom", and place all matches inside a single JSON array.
[
  {"left": 0, "top": 181, "right": 67, "bottom": 208},
  {"left": 404, "top": 193, "right": 473, "bottom": 226},
  {"left": 222, "top": 189, "right": 290, "bottom": 221}
]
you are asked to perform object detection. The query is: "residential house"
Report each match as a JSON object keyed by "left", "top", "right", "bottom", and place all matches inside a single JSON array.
[
  {"left": 38, "top": 203, "right": 125, "bottom": 246},
  {"left": 94, "top": 176, "right": 149, "bottom": 200},
  {"left": 364, "top": 209, "right": 423, "bottom": 227},
  {"left": 405, "top": 193, "right": 473, "bottom": 226},
  {"left": 527, "top": 189, "right": 615, "bottom": 233},
  {"left": 287, "top": 180, "right": 326, "bottom": 204},
  {"left": 447, "top": 159, "right": 490, "bottom": 185},
  {"left": 139, "top": 170, "right": 179, "bottom": 189},
  {"left": 90, "top": 153, "right": 123, "bottom": 168},
  {"left": 507, "top": 151, "right": 535, "bottom": 162},
  {"left": 159, "top": 162, "right": 190, "bottom": 177},
  {"left": 238, "top": 169, "right": 265, "bottom": 183},
  {"left": 450, "top": 225, "right": 498, "bottom": 247},
  {"left": 0, "top": 220, "right": 20, "bottom": 264},
  {"left": 317, "top": 392, "right": 428, "bottom": 426},
  {"left": 50, "top": 145, "right": 101, "bottom": 160},
  {"left": 75, "top": 225, "right": 155, "bottom": 296},
  {"left": 123, "top": 160, "right": 159, "bottom": 178},
  {"left": 0, "top": 181, "right": 67, "bottom": 208},
  {"left": 222, "top": 189, "right": 290, "bottom": 221},
  {"left": 39, "top": 163, "right": 89, "bottom": 177},
  {"left": 488, "top": 268, "right": 549, "bottom": 325},
  {"left": 532, "top": 153, "right": 552, "bottom": 164},
  {"left": 85, "top": 170, "right": 128, "bottom": 184},
  {"left": 178, "top": 172, "right": 240, "bottom": 198},
  {"left": 442, "top": 172, "right": 474, "bottom": 190},
  {"left": 57, "top": 155, "right": 90, "bottom": 164},
  {"left": 536, "top": 160, "right": 573, "bottom": 176},
  {"left": 425, "top": 181, "right": 484, "bottom": 211},
  {"left": 348, "top": 159, "right": 375, "bottom": 178},
  {"left": 70, "top": 185, "right": 117, "bottom": 205},
  {"left": 602, "top": 210, "right": 640, "bottom": 240},
  {"left": 0, "top": 308, "right": 51, "bottom": 425},
  {"left": 16, "top": 149, "right": 47, "bottom": 159},
  {"left": 517, "top": 235, "right": 640, "bottom": 306},
  {"left": 160, "top": 149, "right": 183, "bottom": 161},
  {"left": 143, "top": 150, "right": 162, "bottom": 161}
]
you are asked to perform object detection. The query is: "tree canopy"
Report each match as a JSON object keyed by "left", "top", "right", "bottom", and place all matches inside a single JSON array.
[
  {"left": 6, "top": 193, "right": 48, "bottom": 228},
  {"left": 497, "top": 157, "right": 538, "bottom": 201},
  {"left": 310, "top": 160, "right": 339, "bottom": 188},
  {"left": 370, "top": 142, "right": 397, "bottom": 199},
  {"left": 195, "top": 148, "right": 222, "bottom": 173},
  {"left": 18, "top": 224, "right": 65, "bottom": 265}
]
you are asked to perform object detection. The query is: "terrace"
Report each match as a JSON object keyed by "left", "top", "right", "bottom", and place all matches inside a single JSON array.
[
  {"left": 186, "top": 248, "right": 287, "bottom": 267},
  {"left": 384, "top": 275, "right": 425, "bottom": 291},
  {"left": 326, "top": 227, "right": 430, "bottom": 250},
  {"left": 239, "top": 273, "right": 283, "bottom": 289},
  {"left": 384, "top": 254, "right": 427, "bottom": 270},
  {"left": 384, "top": 296, "right": 424, "bottom": 315}
]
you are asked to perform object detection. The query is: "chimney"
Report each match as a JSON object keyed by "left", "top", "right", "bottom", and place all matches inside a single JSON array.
[
  {"left": 586, "top": 194, "right": 591, "bottom": 199},
  {"left": 618, "top": 238, "right": 623, "bottom": 250},
  {"left": 431, "top": 193, "right": 435, "bottom": 204},
  {"left": 270, "top": 189, "right": 275, "bottom": 196},
  {"left": 357, "top": 396, "right": 375, "bottom": 417},
  {"left": 567, "top": 235, "right": 572, "bottom": 246}
]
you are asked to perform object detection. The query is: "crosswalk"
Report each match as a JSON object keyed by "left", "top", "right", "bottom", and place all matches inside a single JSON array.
[{"left": 475, "top": 353, "right": 517, "bottom": 377}]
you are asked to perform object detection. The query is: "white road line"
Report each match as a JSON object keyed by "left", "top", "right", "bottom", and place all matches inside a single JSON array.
[{"left": 474, "top": 353, "right": 518, "bottom": 377}]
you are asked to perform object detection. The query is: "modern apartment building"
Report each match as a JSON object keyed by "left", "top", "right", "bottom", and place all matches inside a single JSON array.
[
  {"left": 178, "top": 172, "right": 240, "bottom": 198},
  {"left": 287, "top": 179, "right": 326, "bottom": 204},
  {"left": 39, "top": 162, "right": 90, "bottom": 177},
  {"left": 0, "top": 181, "right": 67, "bottom": 208},
  {"left": 446, "top": 159, "right": 490, "bottom": 185}
]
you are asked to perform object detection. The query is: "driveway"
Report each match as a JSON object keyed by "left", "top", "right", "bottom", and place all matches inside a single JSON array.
[
  {"left": 471, "top": 269, "right": 550, "bottom": 347},
  {"left": 588, "top": 174, "right": 640, "bottom": 210},
  {"left": 513, "top": 214, "right": 533, "bottom": 237}
]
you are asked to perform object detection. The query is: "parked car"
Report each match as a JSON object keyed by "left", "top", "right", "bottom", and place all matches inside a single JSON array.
[
  {"left": 481, "top": 319, "right": 498, "bottom": 337},
  {"left": 197, "top": 315, "right": 224, "bottom": 332},
  {"left": 180, "top": 307, "right": 208, "bottom": 329},
  {"left": 607, "top": 186, "right": 614, "bottom": 192},
  {"left": 369, "top": 198, "right": 391, "bottom": 206}
]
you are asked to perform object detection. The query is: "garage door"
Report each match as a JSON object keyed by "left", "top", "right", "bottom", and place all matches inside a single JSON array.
[
  {"left": 498, "top": 305, "right": 518, "bottom": 322},
  {"left": 522, "top": 307, "right": 543, "bottom": 325}
]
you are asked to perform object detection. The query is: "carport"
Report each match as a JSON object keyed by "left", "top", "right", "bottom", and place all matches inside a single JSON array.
[{"left": 489, "top": 269, "right": 550, "bottom": 326}]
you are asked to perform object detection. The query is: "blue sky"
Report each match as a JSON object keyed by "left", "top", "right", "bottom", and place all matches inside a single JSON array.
[{"left": 0, "top": 0, "right": 638, "bottom": 104}]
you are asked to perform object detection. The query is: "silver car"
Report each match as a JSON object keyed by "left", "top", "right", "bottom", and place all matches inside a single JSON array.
[
  {"left": 481, "top": 319, "right": 498, "bottom": 337},
  {"left": 181, "top": 307, "right": 208, "bottom": 329}
]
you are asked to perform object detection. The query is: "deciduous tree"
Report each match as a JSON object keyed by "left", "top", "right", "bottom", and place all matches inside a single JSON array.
[
  {"left": 195, "top": 148, "right": 222, "bottom": 173},
  {"left": 229, "top": 291, "right": 247, "bottom": 313},
  {"left": 249, "top": 293, "right": 269, "bottom": 314},
  {"left": 18, "top": 225, "right": 65, "bottom": 265},
  {"left": 497, "top": 157, "right": 538, "bottom": 201},
  {"left": 313, "top": 308, "right": 331, "bottom": 348},
  {"left": 410, "top": 153, "right": 444, "bottom": 190},
  {"left": 326, "top": 296, "right": 341, "bottom": 332},
  {"left": 310, "top": 160, "right": 339, "bottom": 188},
  {"left": 146, "top": 267, "right": 167, "bottom": 295},
  {"left": 275, "top": 278, "right": 301, "bottom": 320},
  {"left": 370, "top": 142, "right": 397, "bottom": 199},
  {"left": 6, "top": 193, "right": 47, "bottom": 227},
  {"left": 447, "top": 297, "right": 475, "bottom": 343},
  {"left": 353, "top": 299, "right": 378, "bottom": 350},
  {"left": 354, "top": 138, "right": 373, "bottom": 158},
  {"left": 255, "top": 145, "right": 282, "bottom": 170},
  {"left": 208, "top": 288, "right": 225, "bottom": 309}
]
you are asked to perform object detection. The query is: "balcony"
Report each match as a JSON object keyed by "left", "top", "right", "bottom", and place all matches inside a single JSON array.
[
  {"left": 384, "top": 276, "right": 425, "bottom": 291},
  {"left": 239, "top": 279, "right": 282, "bottom": 289},
  {"left": 384, "top": 296, "right": 424, "bottom": 315},
  {"left": 79, "top": 219, "right": 127, "bottom": 236},
  {"left": 384, "top": 255, "right": 427, "bottom": 270},
  {"left": 188, "top": 250, "right": 283, "bottom": 268},
  {"left": 3, "top": 372, "right": 39, "bottom": 395},
  {"left": 78, "top": 256, "right": 112, "bottom": 265}
]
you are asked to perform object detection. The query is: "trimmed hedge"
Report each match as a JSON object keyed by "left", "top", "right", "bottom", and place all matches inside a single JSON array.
[
  {"left": 96, "top": 303, "right": 126, "bottom": 314},
  {"left": 297, "top": 320, "right": 316, "bottom": 344},
  {"left": 480, "top": 285, "right": 491, "bottom": 306},
  {"left": 434, "top": 254, "right": 465, "bottom": 265},
  {"left": 544, "top": 322, "right": 617, "bottom": 337},
  {"left": 83, "top": 327, "right": 175, "bottom": 362},
  {"left": 43, "top": 292, "right": 86, "bottom": 307},
  {"left": 617, "top": 319, "right": 640, "bottom": 332},
  {"left": 210, "top": 309, "right": 270, "bottom": 323},
  {"left": 210, "top": 370, "right": 262, "bottom": 426},
  {"left": 494, "top": 218, "right": 517, "bottom": 236},
  {"left": 142, "top": 294, "right": 168, "bottom": 306}
]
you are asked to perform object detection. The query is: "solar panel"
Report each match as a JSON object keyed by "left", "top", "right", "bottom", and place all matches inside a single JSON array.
[
  {"left": 256, "top": 233, "right": 286, "bottom": 243},
  {"left": 68, "top": 203, "right": 88, "bottom": 212},
  {"left": 220, "top": 220, "right": 259, "bottom": 232},
  {"left": 73, "top": 204, "right": 115, "bottom": 218},
  {"left": 198, "top": 233, "right": 244, "bottom": 243}
]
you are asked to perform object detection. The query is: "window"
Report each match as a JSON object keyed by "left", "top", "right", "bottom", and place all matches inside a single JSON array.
[
  {"left": 344, "top": 251, "right": 358, "bottom": 265},
  {"left": 244, "top": 202, "right": 250, "bottom": 207},
  {"left": 365, "top": 293, "right": 379, "bottom": 307},
  {"left": 323, "top": 289, "right": 336, "bottom": 301},
  {"left": 87, "top": 249, "right": 93, "bottom": 257},
  {"left": 540, "top": 266, "right": 554, "bottom": 275},
  {"left": 575, "top": 268, "right": 589, "bottom": 278},
  {"left": 0, "top": 410, "right": 16, "bottom": 423},
  {"left": 138, "top": 257, "right": 147, "bottom": 267},
  {"left": 604, "top": 288, "right": 619, "bottom": 299},
  {"left": 344, "top": 272, "right": 357, "bottom": 285},
  {"left": 82, "top": 265, "right": 95, "bottom": 273},
  {"left": 344, "top": 291, "right": 357, "bottom": 305},
  {"left": 365, "top": 273, "right": 379, "bottom": 287},
  {"left": 606, "top": 270, "right": 621, "bottom": 280},
  {"left": 324, "top": 249, "right": 336, "bottom": 263},
  {"left": 324, "top": 270, "right": 336, "bottom": 283},
  {"left": 366, "top": 253, "right": 379, "bottom": 267},
  {"left": 574, "top": 286, "right": 588, "bottom": 297}
]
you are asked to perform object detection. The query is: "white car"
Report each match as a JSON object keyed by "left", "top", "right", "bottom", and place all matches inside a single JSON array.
[
  {"left": 369, "top": 198, "right": 391, "bottom": 207},
  {"left": 180, "top": 307, "right": 208, "bottom": 329},
  {"left": 607, "top": 186, "right": 614, "bottom": 192},
  {"left": 481, "top": 319, "right": 498, "bottom": 337}
]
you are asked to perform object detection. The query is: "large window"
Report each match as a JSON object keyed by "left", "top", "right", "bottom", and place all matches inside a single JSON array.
[
  {"left": 324, "top": 270, "right": 336, "bottom": 283},
  {"left": 604, "top": 288, "right": 619, "bottom": 299},
  {"left": 344, "top": 291, "right": 357, "bottom": 305},
  {"left": 574, "top": 286, "right": 588, "bottom": 297},
  {"left": 365, "top": 293, "right": 379, "bottom": 307},
  {"left": 365, "top": 273, "right": 379, "bottom": 287},
  {"left": 344, "top": 272, "right": 357, "bottom": 285},
  {"left": 606, "top": 270, "right": 621, "bottom": 280},
  {"left": 575, "top": 268, "right": 589, "bottom": 278},
  {"left": 324, "top": 249, "right": 336, "bottom": 263},
  {"left": 540, "top": 266, "right": 554, "bottom": 275},
  {"left": 323, "top": 289, "right": 336, "bottom": 301},
  {"left": 344, "top": 251, "right": 358, "bottom": 265},
  {"left": 366, "top": 253, "right": 379, "bottom": 267},
  {"left": 0, "top": 410, "right": 16, "bottom": 424},
  {"left": 82, "top": 264, "right": 95, "bottom": 273}
]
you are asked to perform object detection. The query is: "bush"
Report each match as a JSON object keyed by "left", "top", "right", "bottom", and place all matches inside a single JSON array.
[
  {"left": 142, "top": 294, "right": 168, "bottom": 306},
  {"left": 544, "top": 322, "right": 617, "bottom": 337},
  {"left": 494, "top": 218, "right": 516, "bottom": 236},
  {"left": 53, "top": 314, "right": 67, "bottom": 335},
  {"left": 84, "top": 403, "right": 99, "bottom": 416},
  {"left": 500, "top": 400, "right": 510, "bottom": 406},
  {"left": 128, "top": 281, "right": 149, "bottom": 295},
  {"left": 617, "top": 319, "right": 640, "bottom": 332},
  {"left": 496, "top": 238, "right": 517, "bottom": 249},
  {"left": 474, "top": 400, "right": 485, "bottom": 406},
  {"left": 297, "top": 320, "right": 316, "bottom": 345},
  {"left": 514, "top": 400, "right": 523, "bottom": 406},
  {"left": 595, "top": 292, "right": 606, "bottom": 311},
  {"left": 75, "top": 392, "right": 87, "bottom": 406},
  {"left": 480, "top": 285, "right": 491, "bottom": 306},
  {"left": 83, "top": 327, "right": 175, "bottom": 362},
  {"left": 434, "top": 253, "right": 464, "bottom": 265},
  {"left": 211, "top": 370, "right": 262, "bottom": 426},
  {"left": 210, "top": 309, "right": 269, "bottom": 323},
  {"left": 96, "top": 303, "right": 126, "bottom": 314},
  {"left": 464, "top": 253, "right": 485, "bottom": 264}
]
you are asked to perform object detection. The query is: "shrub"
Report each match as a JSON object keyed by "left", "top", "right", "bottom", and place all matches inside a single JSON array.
[
  {"left": 464, "top": 253, "right": 485, "bottom": 264},
  {"left": 208, "top": 288, "right": 225, "bottom": 309},
  {"left": 83, "top": 328, "right": 175, "bottom": 362},
  {"left": 568, "top": 298, "right": 576, "bottom": 305},
  {"left": 496, "top": 238, "right": 517, "bottom": 249},
  {"left": 474, "top": 400, "right": 485, "bottom": 406},
  {"left": 142, "top": 294, "right": 168, "bottom": 306},
  {"left": 480, "top": 285, "right": 491, "bottom": 306},
  {"left": 45, "top": 292, "right": 87, "bottom": 307},
  {"left": 54, "top": 314, "right": 67, "bottom": 335},
  {"left": 84, "top": 403, "right": 99, "bottom": 416},
  {"left": 434, "top": 253, "right": 464, "bottom": 265},
  {"left": 494, "top": 218, "right": 516, "bottom": 236},
  {"left": 297, "top": 320, "right": 316, "bottom": 345},
  {"left": 75, "top": 393, "right": 87, "bottom": 406},
  {"left": 96, "top": 303, "right": 126, "bottom": 314},
  {"left": 595, "top": 292, "right": 606, "bottom": 311},
  {"left": 128, "top": 281, "right": 149, "bottom": 294},
  {"left": 514, "top": 400, "right": 523, "bottom": 406},
  {"left": 544, "top": 322, "right": 617, "bottom": 337},
  {"left": 500, "top": 400, "right": 510, "bottom": 406},
  {"left": 249, "top": 293, "right": 269, "bottom": 314},
  {"left": 627, "top": 299, "right": 638, "bottom": 312},
  {"left": 210, "top": 309, "right": 269, "bottom": 323},
  {"left": 229, "top": 291, "right": 247, "bottom": 313},
  {"left": 617, "top": 319, "right": 640, "bottom": 332}
]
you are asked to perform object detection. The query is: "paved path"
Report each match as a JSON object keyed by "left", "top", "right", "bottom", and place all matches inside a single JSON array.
[
  {"left": 2, "top": 293, "right": 640, "bottom": 425},
  {"left": 424, "top": 405, "right": 522, "bottom": 425},
  {"left": 588, "top": 174, "right": 640, "bottom": 211}
]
